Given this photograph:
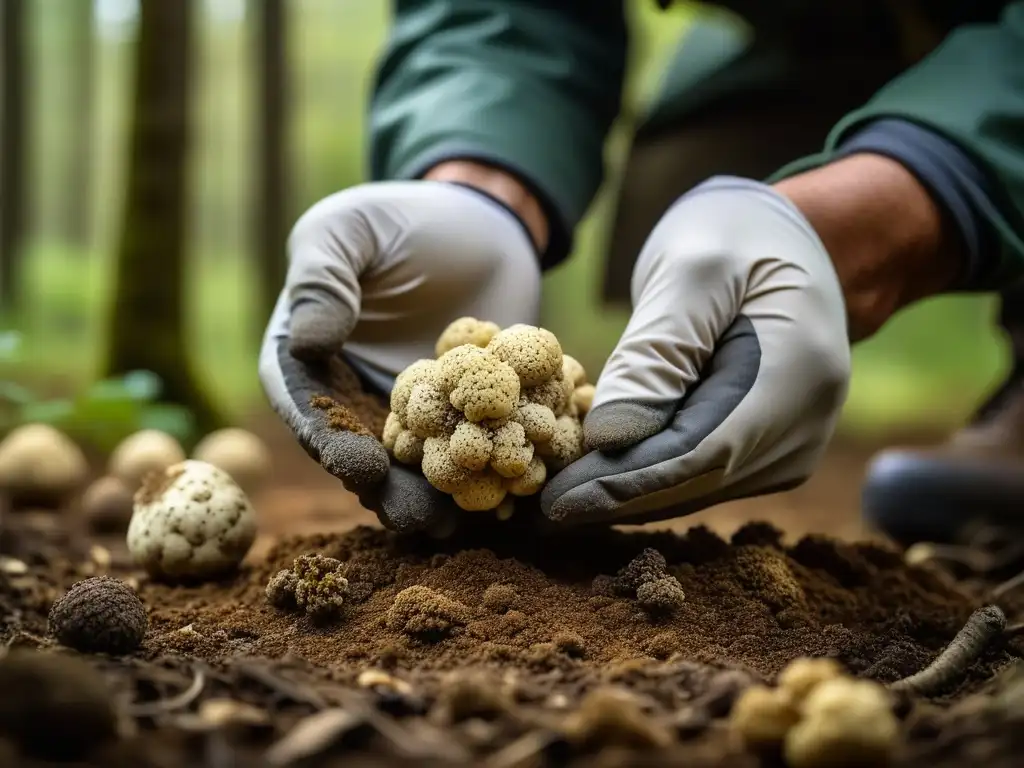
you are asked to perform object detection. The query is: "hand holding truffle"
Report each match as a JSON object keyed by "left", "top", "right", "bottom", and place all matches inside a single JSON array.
[
  {"left": 258, "top": 181, "right": 542, "bottom": 533},
  {"left": 541, "top": 177, "right": 851, "bottom": 526}
]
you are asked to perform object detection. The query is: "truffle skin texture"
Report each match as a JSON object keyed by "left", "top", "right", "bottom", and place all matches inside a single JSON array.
[
  {"left": 108, "top": 429, "right": 186, "bottom": 489},
  {"left": 386, "top": 585, "right": 471, "bottom": 638},
  {"left": 451, "top": 469, "right": 507, "bottom": 511},
  {"left": 266, "top": 569, "right": 299, "bottom": 611},
  {"left": 512, "top": 399, "right": 556, "bottom": 443},
  {"left": 392, "top": 430, "right": 425, "bottom": 465},
  {"left": 486, "top": 325, "right": 563, "bottom": 387},
  {"left": 489, "top": 421, "right": 534, "bottom": 478},
  {"left": 435, "top": 317, "right": 501, "bottom": 357},
  {"left": 48, "top": 576, "right": 147, "bottom": 655},
  {"left": 127, "top": 460, "right": 257, "bottom": 581},
  {"left": 536, "top": 414, "right": 584, "bottom": 469},
  {"left": 405, "top": 382, "right": 457, "bottom": 439},
  {"left": 421, "top": 436, "right": 472, "bottom": 494},
  {"left": 562, "top": 354, "right": 587, "bottom": 388},
  {"left": 449, "top": 421, "right": 493, "bottom": 471},
  {"left": 436, "top": 345, "right": 491, "bottom": 395},
  {"left": 730, "top": 685, "right": 800, "bottom": 749},
  {"left": 524, "top": 375, "right": 568, "bottom": 415},
  {"left": 0, "top": 423, "right": 89, "bottom": 505},
  {"left": 506, "top": 455, "right": 547, "bottom": 496},
  {"left": 390, "top": 359, "right": 438, "bottom": 422},
  {"left": 191, "top": 428, "right": 271, "bottom": 495},
  {"left": 784, "top": 678, "right": 898, "bottom": 768},
  {"left": 636, "top": 577, "right": 686, "bottom": 615},
  {"left": 614, "top": 548, "right": 668, "bottom": 594},
  {"left": 382, "top": 412, "right": 404, "bottom": 450},
  {"left": 292, "top": 554, "right": 349, "bottom": 623},
  {"left": 0, "top": 650, "right": 119, "bottom": 761},
  {"left": 448, "top": 353, "right": 521, "bottom": 422},
  {"left": 81, "top": 475, "right": 134, "bottom": 534},
  {"left": 573, "top": 384, "right": 595, "bottom": 416}
]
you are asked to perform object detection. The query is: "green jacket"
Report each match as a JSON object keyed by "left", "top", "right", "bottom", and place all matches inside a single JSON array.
[{"left": 369, "top": 1, "right": 1024, "bottom": 293}]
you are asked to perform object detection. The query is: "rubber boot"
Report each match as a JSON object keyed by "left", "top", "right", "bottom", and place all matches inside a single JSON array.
[{"left": 862, "top": 288, "right": 1024, "bottom": 544}]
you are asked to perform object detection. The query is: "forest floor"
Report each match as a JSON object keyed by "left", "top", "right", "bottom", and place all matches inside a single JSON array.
[{"left": 3, "top": 418, "right": 1024, "bottom": 767}]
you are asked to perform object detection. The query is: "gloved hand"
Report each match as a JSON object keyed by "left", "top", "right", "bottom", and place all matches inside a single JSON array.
[
  {"left": 259, "top": 181, "right": 541, "bottom": 535},
  {"left": 542, "top": 176, "right": 851, "bottom": 526}
]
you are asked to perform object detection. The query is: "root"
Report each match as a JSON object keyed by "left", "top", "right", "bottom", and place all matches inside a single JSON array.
[{"left": 889, "top": 605, "right": 1006, "bottom": 696}]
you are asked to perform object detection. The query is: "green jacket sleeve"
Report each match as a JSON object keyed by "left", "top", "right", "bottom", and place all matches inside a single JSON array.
[
  {"left": 369, "top": 0, "right": 628, "bottom": 268},
  {"left": 771, "top": 2, "right": 1024, "bottom": 290}
]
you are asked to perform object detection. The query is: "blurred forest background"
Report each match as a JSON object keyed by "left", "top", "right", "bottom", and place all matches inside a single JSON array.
[{"left": 0, "top": 0, "right": 1011, "bottom": 453}]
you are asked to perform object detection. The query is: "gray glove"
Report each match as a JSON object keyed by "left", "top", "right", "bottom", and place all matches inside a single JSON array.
[
  {"left": 258, "top": 181, "right": 541, "bottom": 534},
  {"left": 542, "top": 177, "right": 851, "bottom": 526}
]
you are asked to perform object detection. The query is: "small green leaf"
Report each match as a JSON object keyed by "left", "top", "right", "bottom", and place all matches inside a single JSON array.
[
  {"left": 119, "top": 370, "right": 163, "bottom": 401},
  {"left": 0, "top": 331, "right": 23, "bottom": 361},
  {"left": 138, "top": 404, "right": 195, "bottom": 442},
  {"left": 0, "top": 382, "right": 37, "bottom": 405},
  {"left": 21, "top": 399, "right": 76, "bottom": 424}
]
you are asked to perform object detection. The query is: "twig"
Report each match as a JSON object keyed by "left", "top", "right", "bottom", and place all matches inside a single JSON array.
[
  {"left": 889, "top": 605, "right": 1006, "bottom": 696},
  {"left": 992, "top": 570, "right": 1024, "bottom": 601},
  {"left": 235, "top": 660, "right": 328, "bottom": 710},
  {"left": 483, "top": 730, "right": 559, "bottom": 768},
  {"left": 129, "top": 668, "right": 206, "bottom": 717}
]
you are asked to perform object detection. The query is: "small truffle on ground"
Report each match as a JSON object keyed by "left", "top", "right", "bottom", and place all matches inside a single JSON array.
[
  {"left": 108, "top": 429, "right": 185, "bottom": 489},
  {"left": 266, "top": 553, "right": 349, "bottom": 624},
  {"left": 191, "top": 427, "right": 272, "bottom": 495},
  {"left": 0, "top": 423, "right": 89, "bottom": 508},
  {"left": 48, "top": 575, "right": 147, "bottom": 655},
  {"left": 636, "top": 576, "right": 686, "bottom": 616},
  {"left": 127, "top": 460, "right": 257, "bottom": 581},
  {"left": 777, "top": 657, "right": 844, "bottom": 703},
  {"left": 386, "top": 585, "right": 471, "bottom": 639},
  {"left": 613, "top": 548, "right": 669, "bottom": 595},
  {"left": 81, "top": 475, "right": 134, "bottom": 534},
  {"left": 0, "top": 650, "right": 119, "bottom": 761}
]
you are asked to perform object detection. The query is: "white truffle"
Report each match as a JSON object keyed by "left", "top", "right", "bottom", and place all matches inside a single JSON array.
[
  {"left": 109, "top": 430, "right": 186, "bottom": 489},
  {"left": 191, "top": 428, "right": 271, "bottom": 495},
  {"left": 126, "top": 459, "right": 257, "bottom": 581},
  {"left": 0, "top": 423, "right": 88, "bottom": 505}
]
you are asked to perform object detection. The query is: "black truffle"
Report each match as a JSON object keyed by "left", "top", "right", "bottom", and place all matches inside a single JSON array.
[{"left": 48, "top": 575, "right": 147, "bottom": 655}]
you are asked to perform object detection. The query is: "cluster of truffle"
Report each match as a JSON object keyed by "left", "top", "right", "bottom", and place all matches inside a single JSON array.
[
  {"left": 383, "top": 318, "right": 595, "bottom": 512},
  {"left": 730, "top": 657, "right": 899, "bottom": 768}
]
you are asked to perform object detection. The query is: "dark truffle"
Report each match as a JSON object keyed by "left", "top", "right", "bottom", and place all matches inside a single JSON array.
[
  {"left": 48, "top": 576, "right": 147, "bottom": 655},
  {"left": 636, "top": 577, "right": 686, "bottom": 616},
  {"left": 613, "top": 548, "right": 668, "bottom": 595},
  {"left": 0, "top": 650, "right": 118, "bottom": 760}
]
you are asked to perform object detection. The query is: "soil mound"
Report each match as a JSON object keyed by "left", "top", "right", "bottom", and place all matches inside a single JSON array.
[{"left": 136, "top": 521, "right": 1010, "bottom": 689}]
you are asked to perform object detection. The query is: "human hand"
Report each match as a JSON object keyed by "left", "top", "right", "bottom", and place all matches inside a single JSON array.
[
  {"left": 258, "top": 181, "right": 541, "bottom": 535},
  {"left": 541, "top": 177, "right": 851, "bottom": 526}
]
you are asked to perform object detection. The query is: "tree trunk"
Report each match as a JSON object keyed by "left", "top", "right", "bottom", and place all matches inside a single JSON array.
[
  {"left": 1, "top": 0, "right": 26, "bottom": 310},
  {"left": 255, "top": 0, "right": 288, "bottom": 327},
  {"left": 62, "top": 0, "right": 94, "bottom": 247},
  {"left": 106, "top": 0, "right": 223, "bottom": 436}
]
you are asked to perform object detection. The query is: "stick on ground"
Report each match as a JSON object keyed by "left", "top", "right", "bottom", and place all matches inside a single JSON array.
[{"left": 889, "top": 605, "right": 1006, "bottom": 696}]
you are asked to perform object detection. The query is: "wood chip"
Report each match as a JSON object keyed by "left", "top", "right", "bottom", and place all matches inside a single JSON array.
[
  {"left": 264, "top": 708, "right": 367, "bottom": 765},
  {"left": 0, "top": 556, "right": 27, "bottom": 575}
]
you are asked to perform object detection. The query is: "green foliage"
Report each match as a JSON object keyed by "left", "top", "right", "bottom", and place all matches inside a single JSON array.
[{"left": 0, "top": 332, "right": 194, "bottom": 451}]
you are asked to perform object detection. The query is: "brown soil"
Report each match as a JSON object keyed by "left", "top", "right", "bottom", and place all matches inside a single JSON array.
[{"left": 1, "top": 408, "right": 1023, "bottom": 766}]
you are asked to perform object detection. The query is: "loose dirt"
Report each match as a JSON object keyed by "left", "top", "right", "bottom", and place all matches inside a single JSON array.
[{"left": 3, "top": 500, "right": 1024, "bottom": 767}]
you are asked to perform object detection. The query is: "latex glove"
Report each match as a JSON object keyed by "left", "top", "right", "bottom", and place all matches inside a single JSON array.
[
  {"left": 542, "top": 177, "right": 851, "bottom": 526},
  {"left": 259, "top": 181, "right": 541, "bottom": 534}
]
